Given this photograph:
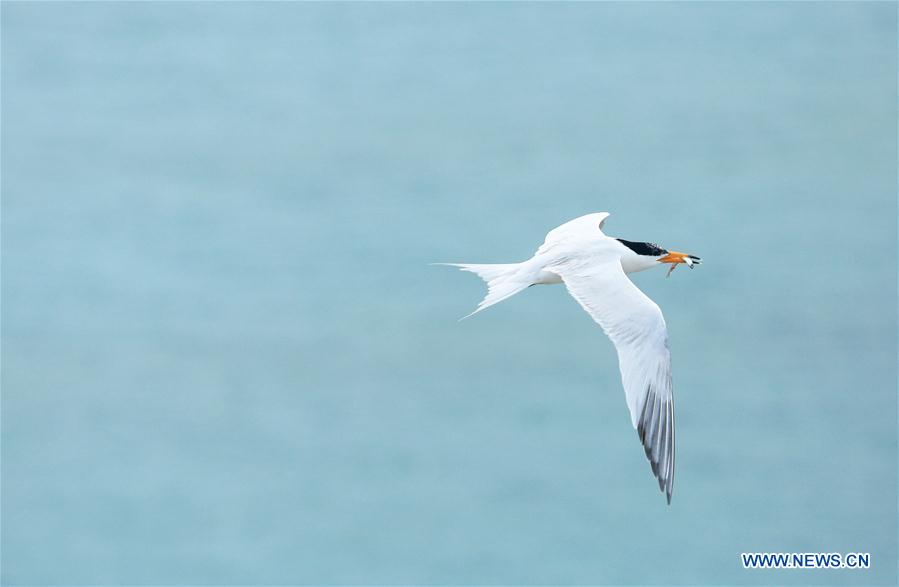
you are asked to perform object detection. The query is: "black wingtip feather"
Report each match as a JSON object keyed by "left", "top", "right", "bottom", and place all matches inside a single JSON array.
[{"left": 637, "top": 386, "right": 675, "bottom": 505}]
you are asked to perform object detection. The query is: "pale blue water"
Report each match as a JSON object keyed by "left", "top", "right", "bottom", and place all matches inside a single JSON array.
[{"left": 2, "top": 3, "right": 896, "bottom": 585}]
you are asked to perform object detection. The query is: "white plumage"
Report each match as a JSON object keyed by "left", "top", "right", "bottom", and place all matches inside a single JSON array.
[{"left": 439, "top": 212, "right": 701, "bottom": 504}]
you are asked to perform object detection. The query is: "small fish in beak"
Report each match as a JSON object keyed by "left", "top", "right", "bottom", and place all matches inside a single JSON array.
[{"left": 658, "top": 251, "right": 702, "bottom": 278}]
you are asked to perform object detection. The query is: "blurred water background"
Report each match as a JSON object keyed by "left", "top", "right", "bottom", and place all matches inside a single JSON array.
[{"left": 2, "top": 2, "right": 896, "bottom": 585}]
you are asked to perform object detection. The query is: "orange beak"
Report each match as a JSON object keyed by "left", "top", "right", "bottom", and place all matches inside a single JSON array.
[
  {"left": 658, "top": 251, "right": 701, "bottom": 277},
  {"left": 658, "top": 251, "right": 693, "bottom": 265}
]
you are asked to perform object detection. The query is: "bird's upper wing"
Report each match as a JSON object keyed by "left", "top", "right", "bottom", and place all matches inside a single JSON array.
[
  {"left": 551, "top": 258, "right": 675, "bottom": 504},
  {"left": 536, "top": 212, "right": 610, "bottom": 256}
]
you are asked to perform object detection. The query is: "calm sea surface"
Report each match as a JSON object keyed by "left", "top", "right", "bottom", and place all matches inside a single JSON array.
[{"left": 2, "top": 3, "right": 896, "bottom": 585}]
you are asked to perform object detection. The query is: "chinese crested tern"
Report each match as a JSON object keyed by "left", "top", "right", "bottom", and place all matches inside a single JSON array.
[{"left": 438, "top": 212, "right": 701, "bottom": 504}]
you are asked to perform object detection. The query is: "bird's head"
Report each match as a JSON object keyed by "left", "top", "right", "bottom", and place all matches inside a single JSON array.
[{"left": 616, "top": 239, "right": 702, "bottom": 276}]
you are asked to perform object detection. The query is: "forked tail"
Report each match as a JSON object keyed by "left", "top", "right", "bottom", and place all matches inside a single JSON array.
[{"left": 434, "top": 262, "right": 531, "bottom": 319}]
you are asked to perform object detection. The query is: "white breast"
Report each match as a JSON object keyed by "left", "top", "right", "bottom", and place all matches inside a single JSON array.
[{"left": 534, "top": 269, "right": 563, "bottom": 285}]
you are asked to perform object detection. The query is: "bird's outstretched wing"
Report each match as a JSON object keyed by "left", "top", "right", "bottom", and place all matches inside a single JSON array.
[
  {"left": 536, "top": 212, "right": 610, "bottom": 256},
  {"left": 553, "top": 259, "right": 675, "bottom": 504}
]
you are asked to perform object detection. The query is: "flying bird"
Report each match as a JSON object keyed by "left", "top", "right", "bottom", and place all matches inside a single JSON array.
[{"left": 437, "top": 212, "right": 701, "bottom": 504}]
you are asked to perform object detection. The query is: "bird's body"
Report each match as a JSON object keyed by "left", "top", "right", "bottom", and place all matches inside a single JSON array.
[{"left": 438, "top": 212, "right": 701, "bottom": 504}]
